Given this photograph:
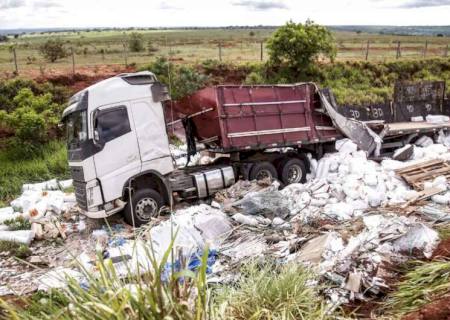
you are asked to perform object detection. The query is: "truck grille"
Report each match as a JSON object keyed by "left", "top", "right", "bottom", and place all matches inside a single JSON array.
[{"left": 73, "top": 180, "right": 87, "bottom": 210}]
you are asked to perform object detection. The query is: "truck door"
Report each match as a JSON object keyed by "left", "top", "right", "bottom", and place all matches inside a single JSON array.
[{"left": 93, "top": 103, "right": 141, "bottom": 202}]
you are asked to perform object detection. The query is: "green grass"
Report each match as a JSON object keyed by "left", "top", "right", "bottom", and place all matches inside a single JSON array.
[
  {"left": 0, "top": 239, "right": 333, "bottom": 320},
  {"left": 0, "top": 140, "right": 69, "bottom": 202},
  {"left": 212, "top": 262, "right": 330, "bottom": 320},
  {"left": 437, "top": 224, "right": 450, "bottom": 240},
  {"left": 0, "top": 241, "right": 31, "bottom": 258},
  {"left": 3, "top": 216, "right": 32, "bottom": 231},
  {"left": 0, "top": 27, "right": 449, "bottom": 73},
  {"left": 383, "top": 260, "right": 450, "bottom": 317},
  {"left": 0, "top": 236, "right": 211, "bottom": 320}
]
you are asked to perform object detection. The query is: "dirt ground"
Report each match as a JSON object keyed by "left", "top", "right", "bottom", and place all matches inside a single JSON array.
[
  {"left": 432, "top": 238, "right": 450, "bottom": 259},
  {"left": 402, "top": 295, "right": 450, "bottom": 320}
]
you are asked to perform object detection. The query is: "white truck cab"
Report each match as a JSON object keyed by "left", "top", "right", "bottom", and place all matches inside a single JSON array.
[{"left": 62, "top": 72, "right": 178, "bottom": 224}]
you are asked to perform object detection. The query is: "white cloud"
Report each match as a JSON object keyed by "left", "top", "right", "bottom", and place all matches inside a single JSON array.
[{"left": 0, "top": 0, "right": 448, "bottom": 29}]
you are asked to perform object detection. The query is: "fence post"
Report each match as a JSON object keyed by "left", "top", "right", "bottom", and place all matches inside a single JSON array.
[
  {"left": 218, "top": 42, "right": 222, "bottom": 62},
  {"left": 365, "top": 40, "right": 370, "bottom": 61},
  {"left": 445, "top": 44, "right": 449, "bottom": 57},
  {"left": 70, "top": 47, "right": 75, "bottom": 75},
  {"left": 12, "top": 47, "right": 18, "bottom": 75},
  {"left": 260, "top": 41, "right": 263, "bottom": 61},
  {"left": 423, "top": 41, "right": 428, "bottom": 57},
  {"left": 123, "top": 42, "right": 128, "bottom": 66},
  {"left": 396, "top": 41, "right": 401, "bottom": 59}
]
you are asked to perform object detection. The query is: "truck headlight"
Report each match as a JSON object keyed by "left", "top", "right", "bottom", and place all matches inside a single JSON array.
[{"left": 86, "top": 180, "right": 102, "bottom": 208}]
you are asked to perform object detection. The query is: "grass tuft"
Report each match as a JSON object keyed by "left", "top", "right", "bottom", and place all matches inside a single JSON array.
[
  {"left": 3, "top": 217, "right": 32, "bottom": 231},
  {"left": 212, "top": 261, "right": 330, "bottom": 320},
  {"left": 0, "top": 140, "right": 69, "bottom": 202},
  {"left": 383, "top": 260, "right": 450, "bottom": 316},
  {"left": 0, "top": 241, "right": 31, "bottom": 258}
]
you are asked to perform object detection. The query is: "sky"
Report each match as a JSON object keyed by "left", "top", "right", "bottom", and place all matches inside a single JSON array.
[{"left": 0, "top": 0, "right": 449, "bottom": 29}]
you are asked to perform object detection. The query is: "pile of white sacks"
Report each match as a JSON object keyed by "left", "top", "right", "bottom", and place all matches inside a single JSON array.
[
  {"left": 0, "top": 179, "right": 79, "bottom": 245},
  {"left": 281, "top": 135, "right": 450, "bottom": 224}
]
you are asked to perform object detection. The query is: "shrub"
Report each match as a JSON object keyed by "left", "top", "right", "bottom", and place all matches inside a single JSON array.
[
  {"left": 129, "top": 32, "right": 145, "bottom": 52},
  {"left": 0, "top": 88, "right": 64, "bottom": 158},
  {"left": 267, "top": 20, "right": 336, "bottom": 72},
  {"left": 140, "top": 57, "right": 208, "bottom": 99},
  {"left": 39, "top": 38, "right": 68, "bottom": 63}
]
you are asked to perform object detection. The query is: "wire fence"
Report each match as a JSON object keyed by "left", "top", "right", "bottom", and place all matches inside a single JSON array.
[{"left": 0, "top": 39, "right": 449, "bottom": 75}]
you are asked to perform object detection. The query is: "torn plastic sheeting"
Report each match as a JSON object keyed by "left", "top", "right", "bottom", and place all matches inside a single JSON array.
[
  {"left": 193, "top": 210, "right": 232, "bottom": 246},
  {"left": 419, "top": 205, "right": 450, "bottom": 222},
  {"left": 392, "top": 223, "right": 439, "bottom": 258},
  {"left": 37, "top": 267, "right": 86, "bottom": 292},
  {"left": 232, "top": 189, "right": 290, "bottom": 218},
  {"left": 78, "top": 240, "right": 154, "bottom": 278},
  {"left": 150, "top": 222, "right": 204, "bottom": 263},
  {"left": 0, "top": 230, "right": 34, "bottom": 245},
  {"left": 220, "top": 232, "right": 268, "bottom": 262}
]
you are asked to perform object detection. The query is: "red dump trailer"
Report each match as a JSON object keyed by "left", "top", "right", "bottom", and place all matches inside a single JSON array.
[
  {"left": 164, "top": 83, "right": 375, "bottom": 187},
  {"left": 170, "top": 84, "right": 343, "bottom": 153}
]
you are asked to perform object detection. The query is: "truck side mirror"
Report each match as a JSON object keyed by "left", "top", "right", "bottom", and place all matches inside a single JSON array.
[{"left": 93, "top": 114, "right": 104, "bottom": 147}]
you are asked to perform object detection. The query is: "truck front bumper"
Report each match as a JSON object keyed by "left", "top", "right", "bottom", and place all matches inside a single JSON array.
[{"left": 80, "top": 205, "right": 124, "bottom": 219}]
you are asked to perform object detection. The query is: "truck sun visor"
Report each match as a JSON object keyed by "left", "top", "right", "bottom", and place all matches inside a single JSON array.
[{"left": 62, "top": 91, "right": 89, "bottom": 120}]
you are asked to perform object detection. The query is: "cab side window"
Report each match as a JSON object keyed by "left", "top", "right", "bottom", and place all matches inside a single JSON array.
[{"left": 96, "top": 106, "right": 131, "bottom": 143}]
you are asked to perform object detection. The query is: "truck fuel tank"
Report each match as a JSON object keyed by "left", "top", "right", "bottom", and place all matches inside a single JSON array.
[{"left": 192, "top": 166, "right": 235, "bottom": 198}]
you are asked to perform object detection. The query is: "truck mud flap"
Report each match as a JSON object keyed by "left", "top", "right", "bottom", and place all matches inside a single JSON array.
[{"left": 318, "top": 90, "right": 382, "bottom": 155}]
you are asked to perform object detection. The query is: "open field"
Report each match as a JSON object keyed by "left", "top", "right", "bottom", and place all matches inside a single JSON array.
[{"left": 0, "top": 28, "right": 449, "bottom": 75}]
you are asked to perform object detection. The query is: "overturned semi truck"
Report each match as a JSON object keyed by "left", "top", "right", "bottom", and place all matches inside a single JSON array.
[{"left": 62, "top": 71, "right": 449, "bottom": 226}]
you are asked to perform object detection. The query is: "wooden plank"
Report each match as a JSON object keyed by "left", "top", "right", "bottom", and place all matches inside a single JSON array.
[{"left": 395, "top": 159, "right": 450, "bottom": 191}]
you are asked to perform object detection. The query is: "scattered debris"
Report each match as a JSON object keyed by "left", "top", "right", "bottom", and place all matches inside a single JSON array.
[{"left": 2, "top": 138, "right": 450, "bottom": 312}]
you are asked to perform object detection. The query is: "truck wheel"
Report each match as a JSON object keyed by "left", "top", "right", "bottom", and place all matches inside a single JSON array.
[
  {"left": 279, "top": 158, "right": 306, "bottom": 185},
  {"left": 124, "top": 188, "right": 163, "bottom": 227},
  {"left": 249, "top": 162, "right": 278, "bottom": 181}
]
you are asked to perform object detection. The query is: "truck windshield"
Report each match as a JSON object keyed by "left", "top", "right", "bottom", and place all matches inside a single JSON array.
[{"left": 66, "top": 110, "right": 87, "bottom": 149}]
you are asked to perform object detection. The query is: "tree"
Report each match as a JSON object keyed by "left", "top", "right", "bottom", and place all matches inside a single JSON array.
[
  {"left": 267, "top": 20, "right": 336, "bottom": 71},
  {"left": 39, "top": 38, "right": 67, "bottom": 62},
  {"left": 0, "top": 35, "right": 8, "bottom": 42},
  {"left": 129, "top": 32, "right": 144, "bottom": 52}
]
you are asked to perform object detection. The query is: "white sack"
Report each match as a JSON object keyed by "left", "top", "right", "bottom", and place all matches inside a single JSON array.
[
  {"left": 0, "top": 230, "right": 34, "bottom": 245},
  {"left": 426, "top": 115, "right": 450, "bottom": 124},
  {"left": 335, "top": 139, "right": 358, "bottom": 154},
  {"left": 415, "top": 136, "right": 433, "bottom": 148}
]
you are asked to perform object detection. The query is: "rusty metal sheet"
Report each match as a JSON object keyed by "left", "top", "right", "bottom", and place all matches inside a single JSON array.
[
  {"left": 318, "top": 90, "right": 381, "bottom": 154},
  {"left": 393, "top": 81, "right": 446, "bottom": 122}
]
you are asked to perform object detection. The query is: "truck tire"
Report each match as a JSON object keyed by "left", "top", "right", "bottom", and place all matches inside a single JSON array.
[
  {"left": 278, "top": 157, "right": 306, "bottom": 185},
  {"left": 124, "top": 188, "right": 163, "bottom": 227},
  {"left": 249, "top": 162, "right": 278, "bottom": 181}
]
